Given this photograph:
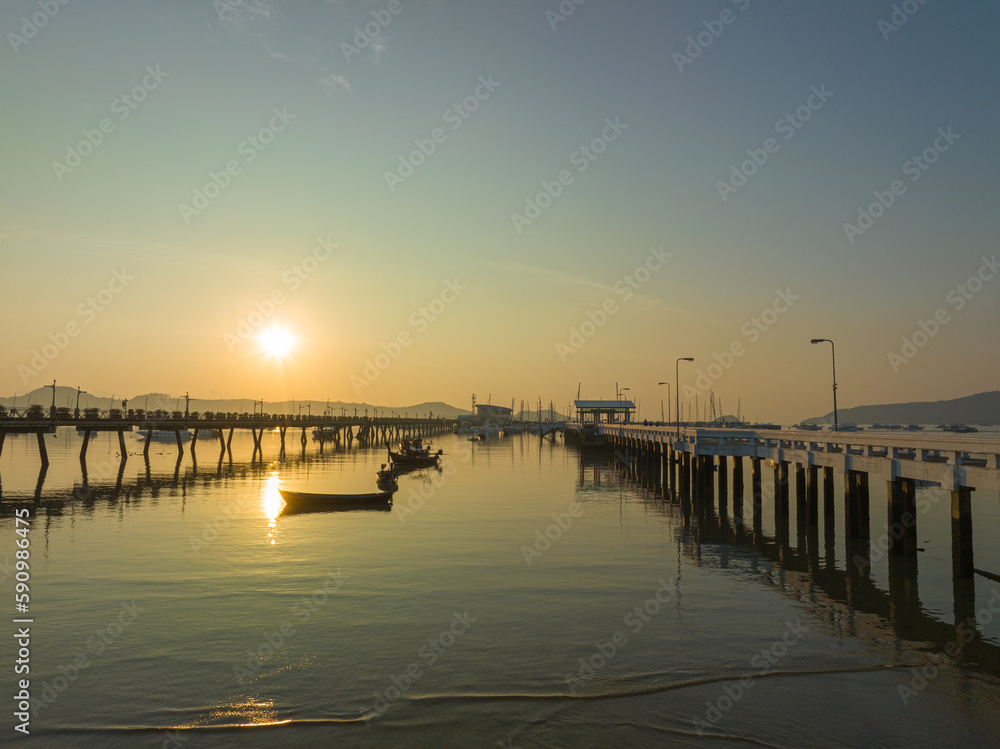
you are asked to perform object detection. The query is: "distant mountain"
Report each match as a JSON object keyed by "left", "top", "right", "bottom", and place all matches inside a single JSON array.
[
  {"left": 0, "top": 387, "right": 470, "bottom": 419},
  {"left": 803, "top": 390, "right": 1000, "bottom": 426}
]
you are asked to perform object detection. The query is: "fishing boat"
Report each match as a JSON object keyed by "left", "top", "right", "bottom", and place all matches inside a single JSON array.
[
  {"left": 376, "top": 464, "right": 399, "bottom": 489},
  {"left": 279, "top": 488, "right": 393, "bottom": 508},
  {"left": 388, "top": 448, "right": 440, "bottom": 467},
  {"left": 904, "top": 424, "right": 924, "bottom": 431}
]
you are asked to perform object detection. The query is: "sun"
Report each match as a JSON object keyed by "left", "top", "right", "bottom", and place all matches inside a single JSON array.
[{"left": 256, "top": 325, "right": 297, "bottom": 359}]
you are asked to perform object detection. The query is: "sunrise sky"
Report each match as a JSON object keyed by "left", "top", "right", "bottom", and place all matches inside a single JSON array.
[{"left": 2, "top": 0, "right": 998, "bottom": 422}]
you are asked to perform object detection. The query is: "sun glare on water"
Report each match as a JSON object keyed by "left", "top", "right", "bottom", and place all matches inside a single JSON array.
[{"left": 257, "top": 326, "right": 297, "bottom": 360}]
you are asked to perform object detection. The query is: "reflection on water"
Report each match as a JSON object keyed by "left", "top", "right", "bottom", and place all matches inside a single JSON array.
[
  {"left": 262, "top": 472, "right": 283, "bottom": 540},
  {"left": 0, "top": 430, "right": 998, "bottom": 747}
]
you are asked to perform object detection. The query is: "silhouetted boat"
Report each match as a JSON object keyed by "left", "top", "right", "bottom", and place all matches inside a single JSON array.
[
  {"left": 388, "top": 449, "right": 439, "bottom": 467},
  {"left": 279, "top": 488, "right": 394, "bottom": 508},
  {"left": 376, "top": 464, "right": 398, "bottom": 489}
]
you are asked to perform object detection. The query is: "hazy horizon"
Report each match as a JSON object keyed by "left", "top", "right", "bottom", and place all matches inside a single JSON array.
[{"left": 4, "top": 1, "right": 998, "bottom": 424}]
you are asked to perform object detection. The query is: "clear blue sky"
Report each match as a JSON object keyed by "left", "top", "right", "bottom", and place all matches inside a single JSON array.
[{"left": 2, "top": 0, "right": 998, "bottom": 421}]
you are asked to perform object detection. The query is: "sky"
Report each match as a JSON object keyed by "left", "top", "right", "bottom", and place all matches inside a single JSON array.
[{"left": 2, "top": 0, "right": 998, "bottom": 423}]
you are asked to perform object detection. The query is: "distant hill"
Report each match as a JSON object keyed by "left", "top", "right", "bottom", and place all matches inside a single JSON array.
[
  {"left": 803, "top": 390, "right": 1000, "bottom": 426},
  {"left": 0, "top": 387, "right": 470, "bottom": 419}
]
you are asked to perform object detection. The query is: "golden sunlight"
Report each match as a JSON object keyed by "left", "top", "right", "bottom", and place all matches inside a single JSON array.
[{"left": 256, "top": 325, "right": 297, "bottom": 360}]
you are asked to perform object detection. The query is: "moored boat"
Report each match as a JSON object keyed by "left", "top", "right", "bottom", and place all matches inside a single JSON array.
[{"left": 279, "top": 488, "right": 393, "bottom": 508}]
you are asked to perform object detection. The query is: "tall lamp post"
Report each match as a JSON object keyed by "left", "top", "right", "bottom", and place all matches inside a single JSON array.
[
  {"left": 619, "top": 387, "right": 630, "bottom": 424},
  {"left": 74, "top": 387, "right": 87, "bottom": 418},
  {"left": 675, "top": 358, "right": 694, "bottom": 441},
  {"left": 810, "top": 339, "right": 838, "bottom": 432},
  {"left": 657, "top": 382, "right": 670, "bottom": 426}
]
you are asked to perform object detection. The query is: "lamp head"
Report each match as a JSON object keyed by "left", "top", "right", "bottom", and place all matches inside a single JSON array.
[
  {"left": 682, "top": 357, "right": 694, "bottom": 362},
  {"left": 810, "top": 338, "right": 826, "bottom": 344}
]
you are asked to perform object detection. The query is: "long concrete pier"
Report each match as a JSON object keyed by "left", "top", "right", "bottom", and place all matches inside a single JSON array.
[{"left": 568, "top": 424, "right": 1000, "bottom": 582}]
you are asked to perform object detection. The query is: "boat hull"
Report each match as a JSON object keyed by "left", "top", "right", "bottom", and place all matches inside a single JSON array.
[{"left": 279, "top": 488, "right": 394, "bottom": 508}]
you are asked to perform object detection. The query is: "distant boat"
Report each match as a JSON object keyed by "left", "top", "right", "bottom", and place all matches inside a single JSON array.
[
  {"left": 793, "top": 423, "right": 823, "bottom": 431},
  {"left": 831, "top": 424, "right": 863, "bottom": 432},
  {"left": 279, "top": 488, "right": 393, "bottom": 509},
  {"left": 946, "top": 424, "right": 979, "bottom": 434},
  {"left": 904, "top": 424, "right": 924, "bottom": 431}
]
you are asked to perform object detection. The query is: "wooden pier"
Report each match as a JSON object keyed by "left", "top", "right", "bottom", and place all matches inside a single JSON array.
[{"left": 0, "top": 414, "right": 457, "bottom": 466}]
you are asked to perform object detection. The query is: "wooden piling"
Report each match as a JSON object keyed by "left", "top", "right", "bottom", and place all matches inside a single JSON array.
[{"left": 951, "top": 487, "right": 974, "bottom": 579}]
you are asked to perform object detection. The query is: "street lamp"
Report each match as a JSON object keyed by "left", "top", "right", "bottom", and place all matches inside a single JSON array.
[
  {"left": 74, "top": 387, "right": 87, "bottom": 418},
  {"left": 675, "top": 357, "right": 694, "bottom": 441},
  {"left": 657, "top": 382, "right": 670, "bottom": 427},
  {"left": 810, "top": 339, "right": 838, "bottom": 432},
  {"left": 618, "top": 387, "right": 630, "bottom": 424}
]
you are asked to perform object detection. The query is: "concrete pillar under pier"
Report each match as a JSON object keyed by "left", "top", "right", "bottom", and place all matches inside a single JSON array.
[
  {"left": 118, "top": 429, "right": 127, "bottom": 459},
  {"left": 36, "top": 432, "right": 49, "bottom": 467},
  {"left": 174, "top": 430, "right": 184, "bottom": 457},
  {"left": 0, "top": 432, "right": 5, "bottom": 459},
  {"left": 795, "top": 464, "right": 806, "bottom": 513},
  {"left": 701, "top": 456, "right": 715, "bottom": 504},
  {"left": 732, "top": 456, "right": 743, "bottom": 520},
  {"left": 144, "top": 428, "right": 153, "bottom": 457},
  {"left": 80, "top": 429, "right": 92, "bottom": 458},
  {"left": 887, "top": 478, "right": 917, "bottom": 556},
  {"left": 844, "top": 471, "right": 870, "bottom": 539},
  {"left": 805, "top": 466, "right": 819, "bottom": 525},
  {"left": 718, "top": 456, "right": 728, "bottom": 508},
  {"left": 951, "top": 487, "right": 975, "bottom": 579},
  {"left": 751, "top": 458, "right": 763, "bottom": 533},
  {"left": 774, "top": 462, "right": 790, "bottom": 515}
]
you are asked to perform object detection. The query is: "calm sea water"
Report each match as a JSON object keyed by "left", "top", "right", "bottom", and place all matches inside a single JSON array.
[{"left": 2, "top": 428, "right": 999, "bottom": 748}]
